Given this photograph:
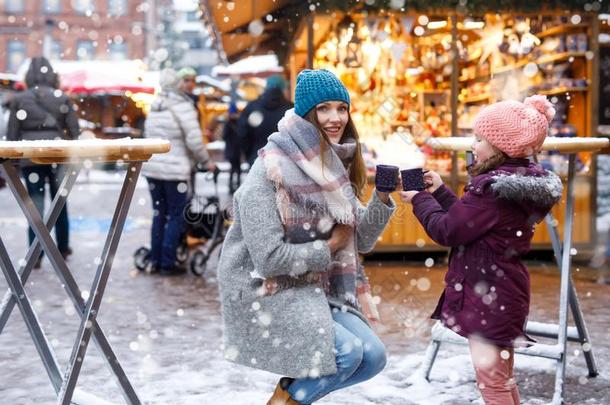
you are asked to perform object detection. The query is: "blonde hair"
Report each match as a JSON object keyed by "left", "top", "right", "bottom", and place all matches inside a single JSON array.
[{"left": 468, "top": 149, "right": 509, "bottom": 177}]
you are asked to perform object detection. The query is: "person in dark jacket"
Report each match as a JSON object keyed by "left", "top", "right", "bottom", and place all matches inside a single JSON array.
[
  {"left": 7, "top": 57, "right": 80, "bottom": 268},
  {"left": 237, "top": 75, "right": 293, "bottom": 166},
  {"left": 223, "top": 103, "right": 241, "bottom": 194},
  {"left": 400, "top": 96, "right": 562, "bottom": 405}
]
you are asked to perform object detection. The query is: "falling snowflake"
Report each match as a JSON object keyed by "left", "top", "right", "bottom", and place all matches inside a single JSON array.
[
  {"left": 258, "top": 312, "right": 272, "bottom": 326},
  {"left": 389, "top": 0, "right": 405, "bottom": 9},
  {"left": 27, "top": 173, "right": 39, "bottom": 183},
  {"left": 416, "top": 277, "right": 431, "bottom": 291},
  {"left": 523, "top": 63, "right": 538, "bottom": 78},
  {"left": 248, "top": 20, "right": 264, "bottom": 37},
  {"left": 248, "top": 111, "right": 264, "bottom": 127},
  {"left": 225, "top": 345, "right": 239, "bottom": 361}
]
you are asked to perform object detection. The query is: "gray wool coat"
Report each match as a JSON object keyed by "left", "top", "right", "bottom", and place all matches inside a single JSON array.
[{"left": 218, "top": 159, "right": 395, "bottom": 378}]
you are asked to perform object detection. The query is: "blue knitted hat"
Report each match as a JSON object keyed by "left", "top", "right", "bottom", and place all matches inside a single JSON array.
[
  {"left": 294, "top": 69, "right": 350, "bottom": 117},
  {"left": 266, "top": 74, "right": 287, "bottom": 90}
]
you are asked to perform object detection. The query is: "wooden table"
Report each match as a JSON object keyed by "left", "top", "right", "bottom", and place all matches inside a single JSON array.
[
  {"left": 0, "top": 139, "right": 170, "bottom": 404},
  {"left": 419, "top": 136, "right": 608, "bottom": 404}
]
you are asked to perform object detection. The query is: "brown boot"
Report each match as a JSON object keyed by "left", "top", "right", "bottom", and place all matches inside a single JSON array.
[{"left": 266, "top": 377, "right": 300, "bottom": 405}]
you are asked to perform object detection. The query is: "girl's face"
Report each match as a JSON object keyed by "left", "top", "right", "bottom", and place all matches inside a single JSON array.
[
  {"left": 315, "top": 101, "right": 349, "bottom": 143},
  {"left": 472, "top": 134, "right": 497, "bottom": 163}
]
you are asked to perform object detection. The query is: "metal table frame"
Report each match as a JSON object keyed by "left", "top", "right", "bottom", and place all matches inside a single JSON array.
[
  {"left": 0, "top": 159, "right": 142, "bottom": 404},
  {"left": 418, "top": 138, "right": 604, "bottom": 404}
]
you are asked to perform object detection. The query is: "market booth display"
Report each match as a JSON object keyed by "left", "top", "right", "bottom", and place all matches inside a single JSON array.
[
  {"left": 285, "top": 8, "right": 607, "bottom": 254},
  {"left": 15, "top": 60, "right": 159, "bottom": 139},
  {"left": 202, "top": 1, "right": 610, "bottom": 253}
]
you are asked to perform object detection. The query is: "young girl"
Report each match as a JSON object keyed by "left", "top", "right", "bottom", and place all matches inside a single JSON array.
[
  {"left": 218, "top": 69, "right": 396, "bottom": 404},
  {"left": 400, "top": 95, "right": 563, "bottom": 404}
]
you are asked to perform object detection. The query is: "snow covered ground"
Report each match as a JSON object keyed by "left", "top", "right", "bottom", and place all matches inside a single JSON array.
[{"left": 0, "top": 170, "right": 609, "bottom": 404}]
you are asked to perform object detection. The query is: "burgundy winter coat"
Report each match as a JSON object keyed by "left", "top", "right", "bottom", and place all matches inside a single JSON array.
[{"left": 412, "top": 159, "right": 563, "bottom": 347}]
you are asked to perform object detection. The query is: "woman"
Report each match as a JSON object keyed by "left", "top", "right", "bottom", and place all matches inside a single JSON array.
[
  {"left": 218, "top": 69, "right": 397, "bottom": 404},
  {"left": 6, "top": 57, "right": 80, "bottom": 268},
  {"left": 142, "top": 68, "right": 215, "bottom": 276}
]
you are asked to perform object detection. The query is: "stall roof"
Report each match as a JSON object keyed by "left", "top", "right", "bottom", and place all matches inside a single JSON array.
[
  {"left": 15, "top": 60, "right": 159, "bottom": 95},
  {"left": 201, "top": 0, "right": 292, "bottom": 64},
  {"left": 211, "top": 54, "right": 283, "bottom": 78},
  {"left": 202, "top": 0, "right": 610, "bottom": 66},
  {"left": 196, "top": 74, "right": 231, "bottom": 92}
]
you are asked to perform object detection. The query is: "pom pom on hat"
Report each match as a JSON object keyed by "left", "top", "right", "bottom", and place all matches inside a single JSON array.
[
  {"left": 473, "top": 95, "right": 555, "bottom": 158},
  {"left": 524, "top": 95, "right": 556, "bottom": 123}
]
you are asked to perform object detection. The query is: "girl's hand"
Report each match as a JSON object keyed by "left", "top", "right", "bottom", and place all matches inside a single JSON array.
[
  {"left": 424, "top": 170, "right": 443, "bottom": 193},
  {"left": 398, "top": 190, "right": 420, "bottom": 204}
]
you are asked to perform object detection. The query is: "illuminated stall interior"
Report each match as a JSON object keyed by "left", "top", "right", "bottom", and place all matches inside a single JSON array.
[{"left": 204, "top": 2, "right": 608, "bottom": 253}]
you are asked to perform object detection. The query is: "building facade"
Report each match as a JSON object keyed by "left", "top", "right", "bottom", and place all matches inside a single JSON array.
[{"left": 0, "top": 0, "right": 147, "bottom": 72}]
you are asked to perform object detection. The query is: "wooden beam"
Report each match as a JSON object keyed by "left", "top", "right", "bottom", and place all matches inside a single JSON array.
[
  {"left": 450, "top": 13, "right": 460, "bottom": 192},
  {"left": 307, "top": 14, "right": 314, "bottom": 69}
]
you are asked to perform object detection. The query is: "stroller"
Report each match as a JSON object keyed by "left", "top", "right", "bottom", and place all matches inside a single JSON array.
[{"left": 133, "top": 167, "right": 230, "bottom": 276}]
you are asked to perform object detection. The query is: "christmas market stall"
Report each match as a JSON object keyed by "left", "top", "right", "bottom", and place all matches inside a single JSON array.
[
  {"left": 16, "top": 60, "right": 158, "bottom": 139},
  {"left": 203, "top": 0, "right": 610, "bottom": 254}
]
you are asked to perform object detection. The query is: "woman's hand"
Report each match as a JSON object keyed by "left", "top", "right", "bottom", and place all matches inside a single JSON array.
[
  {"left": 206, "top": 161, "right": 217, "bottom": 173},
  {"left": 424, "top": 170, "right": 443, "bottom": 193},
  {"left": 327, "top": 223, "right": 353, "bottom": 253},
  {"left": 398, "top": 190, "right": 420, "bottom": 204},
  {"left": 375, "top": 178, "right": 400, "bottom": 204}
]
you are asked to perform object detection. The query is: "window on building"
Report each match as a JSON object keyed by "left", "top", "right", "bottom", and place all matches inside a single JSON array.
[
  {"left": 43, "top": 0, "right": 61, "bottom": 13},
  {"left": 5, "top": 0, "right": 24, "bottom": 13},
  {"left": 108, "top": 43, "right": 127, "bottom": 60},
  {"left": 76, "top": 40, "right": 95, "bottom": 60},
  {"left": 73, "top": 0, "right": 95, "bottom": 14},
  {"left": 182, "top": 31, "right": 203, "bottom": 49},
  {"left": 7, "top": 40, "right": 26, "bottom": 72},
  {"left": 108, "top": 0, "right": 127, "bottom": 16},
  {"left": 186, "top": 11, "right": 200, "bottom": 22}
]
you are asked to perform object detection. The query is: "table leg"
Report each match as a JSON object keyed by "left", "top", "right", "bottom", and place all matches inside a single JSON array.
[
  {"left": 58, "top": 162, "right": 142, "bottom": 405},
  {"left": 0, "top": 164, "right": 79, "bottom": 333},
  {"left": 1, "top": 162, "right": 141, "bottom": 404},
  {"left": 552, "top": 154, "right": 576, "bottom": 405},
  {"left": 0, "top": 165, "right": 64, "bottom": 394},
  {"left": 543, "top": 162, "right": 598, "bottom": 379}
]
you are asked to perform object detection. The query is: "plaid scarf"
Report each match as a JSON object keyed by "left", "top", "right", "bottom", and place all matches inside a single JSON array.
[{"left": 258, "top": 109, "right": 368, "bottom": 312}]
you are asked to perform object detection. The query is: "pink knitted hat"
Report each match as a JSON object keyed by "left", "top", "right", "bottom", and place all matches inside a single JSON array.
[{"left": 472, "top": 95, "right": 556, "bottom": 158}]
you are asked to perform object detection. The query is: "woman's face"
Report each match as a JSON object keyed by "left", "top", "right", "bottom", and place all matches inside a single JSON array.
[
  {"left": 471, "top": 134, "right": 497, "bottom": 163},
  {"left": 315, "top": 101, "right": 349, "bottom": 143}
]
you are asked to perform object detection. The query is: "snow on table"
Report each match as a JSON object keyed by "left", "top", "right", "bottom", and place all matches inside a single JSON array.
[{"left": 0, "top": 137, "right": 170, "bottom": 163}]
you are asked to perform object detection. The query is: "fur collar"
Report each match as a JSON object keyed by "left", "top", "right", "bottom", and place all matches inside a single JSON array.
[{"left": 491, "top": 170, "right": 562, "bottom": 208}]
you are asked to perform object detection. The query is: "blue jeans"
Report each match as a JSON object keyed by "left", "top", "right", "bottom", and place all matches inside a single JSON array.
[
  {"left": 287, "top": 308, "right": 387, "bottom": 404},
  {"left": 22, "top": 165, "right": 70, "bottom": 255},
  {"left": 146, "top": 178, "right": 188, "bottom": 269}
]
